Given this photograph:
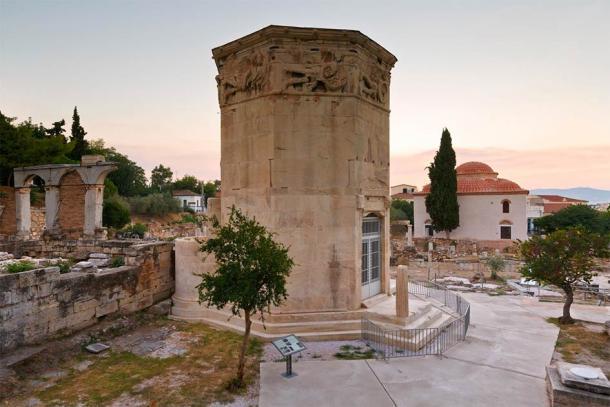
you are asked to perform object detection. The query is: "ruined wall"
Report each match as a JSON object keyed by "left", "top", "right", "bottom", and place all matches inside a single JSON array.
[
  {"left": 0, "top": 241, "right": 174, "bottom": 353},
  {"left": 58, "top": 171, "right": 86, "bottom": 239},
  {"left": 30, "top": 207, "right": 45, "bottom": 240},
  {"left": 0, "top": 186, "right": 17, "bottom": 238}
]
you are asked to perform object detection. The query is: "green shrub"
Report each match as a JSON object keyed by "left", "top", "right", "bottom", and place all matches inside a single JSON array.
[
  {"left": 180, "top": 213, "right": 199, "bottom": 224},
  {"left": 127, "top": 193, "right": 181, "bottom": 217},
  {"left": 119, "top": 223, "right": 148, "bottom": 238},
  {"left": 487, "top": 255, "right": 506, "bottom": 280},
  {"left": 56, "top": 259, "right": 73, "bottom": 274},
  {"left": 103, "top": 195, "right": 131, "bottom": 229},
  {"left": 6, "top": 260, "right": 36, "bottom": 274},
  {"left": 110, "top": 256, "right": 125, "bottom": 268}
]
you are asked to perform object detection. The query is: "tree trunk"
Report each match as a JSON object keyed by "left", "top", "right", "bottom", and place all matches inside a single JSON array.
[
  {"left": 560, "top": 285, "right": 575, "bottom": 324},
  {"left": 236, "top": 310, "right": 252, "bottom": 387}
]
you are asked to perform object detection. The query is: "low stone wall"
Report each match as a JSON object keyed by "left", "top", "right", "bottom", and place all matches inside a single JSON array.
[{"left": 0, "top": 240, "right": 174, "bottom": 354}]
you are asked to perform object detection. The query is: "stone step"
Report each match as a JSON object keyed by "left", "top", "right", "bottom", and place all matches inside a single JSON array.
[
  {"left": 361, "top": 293, "right": 390, "bottom": 309},
  {"left": 171, "top": 304, "right": 362, "bottom": 336}
]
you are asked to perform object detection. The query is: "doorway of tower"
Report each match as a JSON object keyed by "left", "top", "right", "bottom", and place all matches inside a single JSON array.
[{"left": 361, "top": 214, "right": 381, "bottom": 299}]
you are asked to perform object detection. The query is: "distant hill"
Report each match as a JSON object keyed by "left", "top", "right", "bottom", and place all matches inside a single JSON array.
[{"left": 530, "top": 187, "right": 610, "bottom": 204}]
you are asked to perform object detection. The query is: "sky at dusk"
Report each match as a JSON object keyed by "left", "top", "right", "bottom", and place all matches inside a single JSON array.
[{"left": 1, "top": 0, "right": 609, "bottom": 189}]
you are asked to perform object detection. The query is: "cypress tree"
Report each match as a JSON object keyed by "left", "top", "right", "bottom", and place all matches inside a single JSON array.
[
  {"left": 69, "top": 106, "right": 88, "bottom": 160},
  {"left": 425, "top": 128, "right": 459, "bottom": 237}
]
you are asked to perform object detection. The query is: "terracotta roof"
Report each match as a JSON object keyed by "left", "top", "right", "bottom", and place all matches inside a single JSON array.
[
  {"left": 415, "top": 161, "right": 528, "bottom": 196},
  {"left": 538, "top": 195, "right": 588, "bottom": 203},
  {"left": 456, "top": 161, "right": 496, "bottom": 176},
  {"left": 172, "top": 190, "right": 200, "bottom": 197}
]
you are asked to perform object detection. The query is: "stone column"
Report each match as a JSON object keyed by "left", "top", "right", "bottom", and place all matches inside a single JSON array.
[
  {"left": 44, "top": 186, "right": 60, "bottom": 232},
  {"left": 15, "top": 188, "right": 31, "bottom": 239},
  {"left": 406, "top": 223, "right": 413, "bottom": 247},
  {"left": 83, "top": 185, "right": 104, "bottom": 237},
  {"left": 396, "top": 265, "right": 409, "bottom": 319}
]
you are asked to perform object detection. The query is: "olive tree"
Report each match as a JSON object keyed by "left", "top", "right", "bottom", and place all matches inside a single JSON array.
[
  {"left": 486, "top": 255, "right": 505, "bottom": 280},
  {"left": 197, "top": 206, "right": 294, "bottom": 388},
  {"left": 520, "top": 227, "right": 609, "bottom": 324}
]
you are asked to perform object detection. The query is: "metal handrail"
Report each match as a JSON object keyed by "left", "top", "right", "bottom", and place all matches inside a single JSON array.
[{"left": 362, "top": 280, "right": 470, "bottom": 359}]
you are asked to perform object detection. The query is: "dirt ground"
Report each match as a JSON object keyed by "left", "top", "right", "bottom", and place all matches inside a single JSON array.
[
  {"left": 549, "top": 318, "right": 610, "bottom": 377},
  {"left": 1, "top": 313, "right": 377, "bottom": 407},
  {"left": 1, "top": 314, "right": 262, "bottom": 407}
]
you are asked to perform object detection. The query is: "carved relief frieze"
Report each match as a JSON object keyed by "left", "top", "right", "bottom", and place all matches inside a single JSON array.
[{"left": 215, "top": 43, "right": 392, "bottom": 108}]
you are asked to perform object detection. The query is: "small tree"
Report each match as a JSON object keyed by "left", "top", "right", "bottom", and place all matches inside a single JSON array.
[
  {"left": 198, "top": 206, "right": 294, "bottom": 388},
  {"left": 425, "top": 128, "right": 459, "bottom": 237},
  {"left": 520, "top": 227, "right": 610, "bottom": 324},
  {"left": 150, "top": 164, "right": 173, "bottom": 192},
  {"left": 486, "top": 255, "right": 505, "bottom": 280}
]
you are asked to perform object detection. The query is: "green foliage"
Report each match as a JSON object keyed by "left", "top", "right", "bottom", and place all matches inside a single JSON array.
[
  {"left": 110, "top": 256, "right": 125, "bottom": 268},
  {"left": 534, "top": 204, "right": 610, "bottom": 236},
  {"left": 390, "top": 199, "right": 414, "bottom": 223},
  {"left": 128, "top": 193, "right": 181, "bottom": 216},
  {"left": 150, "top": 164, "right": 173, "bottom": 192},
  {"left": 520, "top": 227, "right": 610, "bottom": 323},
  {"left": 68, "top": 106, "right": 88, "bottom": 160},
  {"left": 103, "top": 178, "right": 118, "bottom": 199},
  {"left": 198, "top": 206, "right": 294, "bottom": 386},
  {"left": 202, "top": 180, "right": 219, "bottom": 199},
  {"left": 425, "top": 128, "right": 459, "bottom": 235},
  {"left": 173, "top": 175, "right": 199, "bottom": 192},
  {"left": 103, "top": 195, "right": 131, "bottom": 229},
  {"left": 486, "top": 255, "right": 506, "bottom": 280},
  {"left": 120, "top": 223, "right": 148, "bottom": 238},
  {"left": 180, "top": 213, "right": 199, "bottom": 224},
  {"left": 46, "top": 119, "right": 66, "bottom": 139},
  {"left": 6, "top": 260, "right": 36, "bottom": 274},
  {"left": 0, "top": 112, "right": 75, "bottom": 185},
  {"left": 88, "top": 139, "right": 148, "bottom": 197},
  {"left": 56, "top": 259, "right": 73, "bottom": 274}
]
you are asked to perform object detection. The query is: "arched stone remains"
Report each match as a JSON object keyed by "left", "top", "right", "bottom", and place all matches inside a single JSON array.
[{"left": 12, "top": 155, "right": 116, "bottom": 239}]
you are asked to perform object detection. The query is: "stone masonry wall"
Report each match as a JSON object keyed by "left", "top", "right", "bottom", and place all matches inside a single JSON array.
[
  {"left": 0, "top": 240, "right": 174, "bottom": 354},
  {"left": 0, "top": 186, "right": 17, "bottom": 238},
  {"left": 58, "top": 171, "right": 86, "bottom": 239}
]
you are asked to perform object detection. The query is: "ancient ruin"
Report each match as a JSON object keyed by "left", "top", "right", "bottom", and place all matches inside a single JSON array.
[
  {"left": 1, "top": 155, "right": 116, "bottom": 240},
  {"left": 172, "top": 25, "right": 398, "bottom": 338}
]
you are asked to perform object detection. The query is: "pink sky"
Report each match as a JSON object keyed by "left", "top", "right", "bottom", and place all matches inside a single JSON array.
[{"left": 1, "top": 1, "right": 609, "bottom": 189}]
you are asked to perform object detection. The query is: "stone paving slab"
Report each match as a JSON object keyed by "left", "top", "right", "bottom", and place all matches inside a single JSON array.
[
  {"left": 260, "top": 292, "right": 565, "bottom": 406},
  {"left": 369, "top": 356, "right": 549, "bottom": 407},
  {"left": 259, "top": 360, "right": 394, "bottom": 407}
]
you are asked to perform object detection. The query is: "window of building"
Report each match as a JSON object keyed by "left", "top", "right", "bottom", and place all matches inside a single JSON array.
[
  {"left": 502, "top": 200, "right": 510, "bottom": 213},
  {"left": 425, "top": 224, "right": 433, "bottom": 237},
  {"left": 500, "top": 225, "right": 512, "bottom": 239}
]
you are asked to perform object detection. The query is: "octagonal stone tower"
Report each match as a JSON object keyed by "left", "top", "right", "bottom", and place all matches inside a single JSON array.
[{"left": 172, "top": 26, "right": 396, "bottom": 339}]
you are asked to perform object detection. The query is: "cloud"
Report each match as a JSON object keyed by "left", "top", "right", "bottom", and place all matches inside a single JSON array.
[{"left": 391, "top": 145, "right": 610, "bottom": 190}]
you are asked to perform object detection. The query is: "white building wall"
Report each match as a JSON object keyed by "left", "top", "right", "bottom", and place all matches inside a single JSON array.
[{"left": 414, "top": 194, "right": 528, "bottom": 241}]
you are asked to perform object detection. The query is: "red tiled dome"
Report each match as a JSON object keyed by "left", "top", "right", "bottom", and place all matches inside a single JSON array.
[
  {"left": 456, "top": 161, "right": 495, "bottom": 175},
  {"left": 418, "top": 161, "right": 528, "bottom": 195}
]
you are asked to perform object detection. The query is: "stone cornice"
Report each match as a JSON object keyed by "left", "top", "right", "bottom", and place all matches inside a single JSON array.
[{"left": 212, "top": 25, "right": 397, "bottom": 67}]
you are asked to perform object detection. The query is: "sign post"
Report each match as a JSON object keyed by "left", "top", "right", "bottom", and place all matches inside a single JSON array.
[{"left": 271, "top": 334, "right": 306, "bottom": 378}]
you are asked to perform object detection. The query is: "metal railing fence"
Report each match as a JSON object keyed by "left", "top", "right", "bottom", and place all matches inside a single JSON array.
[{"left": 362, "top": 280, "right": 470, "bottom": 359}]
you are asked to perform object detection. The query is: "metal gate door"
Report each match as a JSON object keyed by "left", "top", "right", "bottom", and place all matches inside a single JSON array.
[{"left": 361, "top": 216, "right": 381, "bottom": 299}]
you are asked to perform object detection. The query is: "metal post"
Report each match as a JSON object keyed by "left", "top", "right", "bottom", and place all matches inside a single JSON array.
[{"left": 285, "top": 354, "right": 293, "bottom": 377}]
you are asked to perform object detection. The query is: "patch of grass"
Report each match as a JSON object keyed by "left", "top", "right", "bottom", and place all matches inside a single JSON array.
[
  {"left": 110, "top": 256, "right": 125, "bottom": 268},
  {"left": 552, "top": 320, "right": 610, "bottom": 377},
  {"left": 5, "top": 260, "right": 36, "bottom": 274},
  {"left": 37, "top": 352, "right": 179, "bottom": 405},
  {"left": 55, "top": 260, "right": 73, "bottom": 274},
  {"left": 334, "top": 344, "right": 376, "bottom": 360},
  {"left": 13, "top": 318, "right": 263, "bottom": 406}
]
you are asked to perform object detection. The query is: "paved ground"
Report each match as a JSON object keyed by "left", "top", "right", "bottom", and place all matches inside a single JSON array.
[{"left": 260, "top": 293, "right": 567, "bottom": 407}]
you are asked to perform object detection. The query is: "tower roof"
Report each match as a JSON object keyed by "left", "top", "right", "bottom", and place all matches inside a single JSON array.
[{"left": 212, "top": 25, "right": 397, "bottom": 67}]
